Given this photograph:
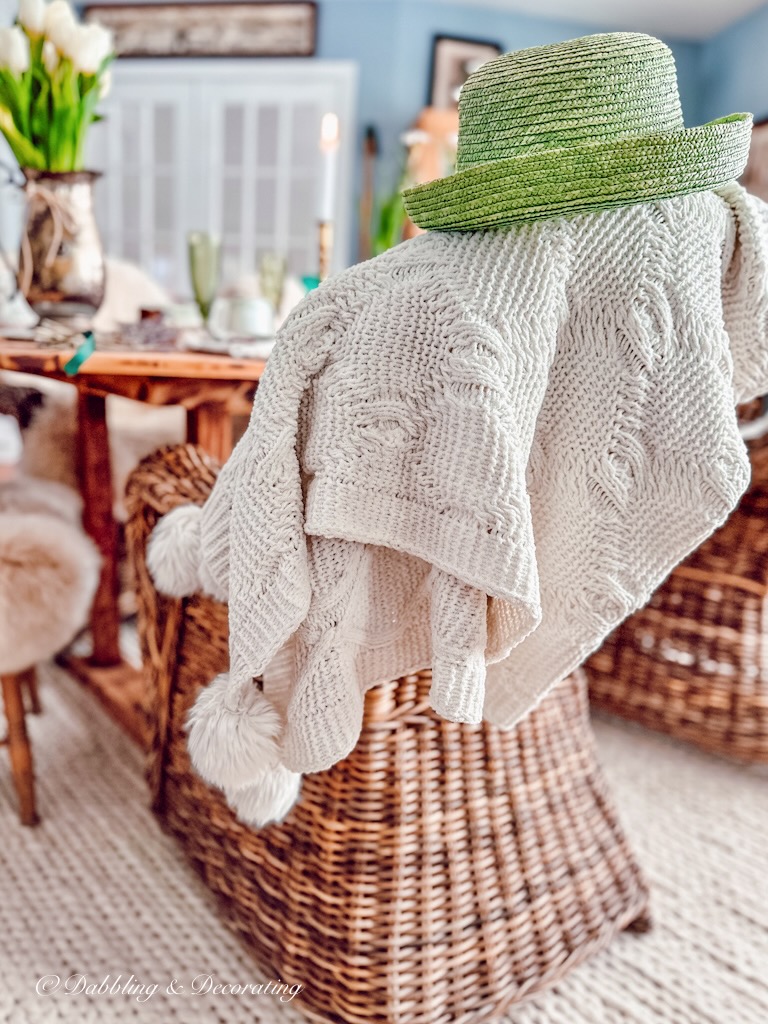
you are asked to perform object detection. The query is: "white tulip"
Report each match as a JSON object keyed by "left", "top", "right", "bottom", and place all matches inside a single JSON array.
[
  {"left": 57, "top": 23, "right": 85, "bottom": 64},
  {"left": 64, "top": 23, "right": 113, "bottom": 74},
  {"left": 44, "top": 0, "right": 77, "bottom": 52},
  {"left": 18, "top": 0, "right": 46, "bottom": 35},
  {"left": 9, "top": 26, "right": 29, "bottom": 74},
  {"left": 42, "top": 39, "right": 58, "bottom": 74},
  {"left": 99, "top": 67, "right": 112, "bottom": 98},
  {"left": 0, "top": 26, "right": 30, "bottom": 75}
]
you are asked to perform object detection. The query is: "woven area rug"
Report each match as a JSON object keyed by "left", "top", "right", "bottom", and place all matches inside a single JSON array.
[{"left": 1, "top": 663, "right": 766, "bottom": 1024}]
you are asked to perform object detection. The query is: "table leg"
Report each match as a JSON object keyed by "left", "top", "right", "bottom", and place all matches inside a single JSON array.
[
  {"left": 62, "top": 391, "right": 150, "bottom": 747},
  {"left": 186, "top": 402, "right": 234, "bottom": 463},
  {"left": 76, "top": 391, "right": 121, "bottom": 667}
]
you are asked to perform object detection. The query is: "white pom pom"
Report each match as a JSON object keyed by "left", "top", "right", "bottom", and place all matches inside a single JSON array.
[
  {"left": 147, "top": 504, "right": 203, "bottom": 597},
  {"left": 186, "top": 673, "right": 283, "bottom": 791},
  {"left": 226, "top": 767, "right": 302, "bottom": 827}
]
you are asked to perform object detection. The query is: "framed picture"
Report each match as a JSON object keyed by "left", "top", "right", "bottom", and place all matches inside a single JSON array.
[
  {"left": 83, "top": 2, "right": 317, "bottom": 58},
  {"left": 741, "top": 118, "right": 768, "bottom": 202},
  {"left": 428, "top": 35, "right": 502, "bottom": 110}
]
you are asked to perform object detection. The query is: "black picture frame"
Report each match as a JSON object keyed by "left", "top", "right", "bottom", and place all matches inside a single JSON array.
[{"left": 428, "top": 34, "right": 502, "bottom": 110}]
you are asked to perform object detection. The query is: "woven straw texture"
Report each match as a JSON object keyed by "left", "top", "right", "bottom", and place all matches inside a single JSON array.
[
  {"left": 586, "top": 418, "right": 768, "bottom": 764},
  {"left": 402, "top": 33, "right": 751, "bottom": 230},
  {"left": 124, "top": 444, "right": 650, "bottom": 1024}
]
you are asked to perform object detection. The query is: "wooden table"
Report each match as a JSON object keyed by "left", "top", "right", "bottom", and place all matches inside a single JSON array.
[{"left": 0, "top": 339, "right": 266, "bottom": 745}]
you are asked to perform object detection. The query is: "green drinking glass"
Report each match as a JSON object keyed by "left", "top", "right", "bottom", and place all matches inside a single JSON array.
[
  {"left": 187, "top": 231, "right": 221, "bottom": 329},
  {"left": 258, "top": 251, "right": 286, "bottom": 316}
]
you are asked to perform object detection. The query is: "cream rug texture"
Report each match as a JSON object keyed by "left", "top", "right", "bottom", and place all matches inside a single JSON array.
[{"left": 1, "top": 663, "right": 766, "bottom": 1024}]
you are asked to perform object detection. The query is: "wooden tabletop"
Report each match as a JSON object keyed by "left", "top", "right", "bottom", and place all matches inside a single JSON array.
[{"left": 0, "top": 337, "right": 267, "bottom": 382}]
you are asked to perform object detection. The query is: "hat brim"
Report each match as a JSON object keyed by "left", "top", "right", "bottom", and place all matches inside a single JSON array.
[{"left": 402, "top": 114, "right": 753, "bottom": 231}]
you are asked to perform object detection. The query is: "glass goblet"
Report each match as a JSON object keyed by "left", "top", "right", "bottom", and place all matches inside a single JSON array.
[{"left": 187, "top": 231, "right": 221, "bottom": 332}]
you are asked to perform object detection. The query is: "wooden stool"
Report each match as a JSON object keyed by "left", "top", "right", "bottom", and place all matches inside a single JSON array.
[{"left": 0, "top": 495, "right": 100, "bottom": 824}]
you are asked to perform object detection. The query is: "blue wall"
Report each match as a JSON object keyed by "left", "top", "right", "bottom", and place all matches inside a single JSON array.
[
  {"left": 699, "top": 3, "right": 768, "bottom": 124},
  {"left": 388, "top": 2, "right": 700, "bottom": 128},
  {"left": 317, "top": 0, "right": 703, "bottom": 194},
  {"left": 317, "top": 0, "right": 403, "bottom": 186},
  {"left": 671, "top": 41, "right": 703, "bottom": 124}
]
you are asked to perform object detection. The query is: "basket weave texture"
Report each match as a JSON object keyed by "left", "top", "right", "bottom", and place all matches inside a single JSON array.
[
  {"left": 126, "top": 444, "right": 650, "bottom": 1024},
  {"left": 586, "top": 419, "right": 768, "bottom": 764}
]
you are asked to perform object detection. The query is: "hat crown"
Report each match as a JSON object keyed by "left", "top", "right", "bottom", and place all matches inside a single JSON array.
[{"left": 456, "top": 32, "right": 684, "bottom": 170}]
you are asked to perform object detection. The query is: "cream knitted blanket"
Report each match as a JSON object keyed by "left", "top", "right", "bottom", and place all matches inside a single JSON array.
[{"left": 149, "top": 183, "right": 768, "bottom": 821}]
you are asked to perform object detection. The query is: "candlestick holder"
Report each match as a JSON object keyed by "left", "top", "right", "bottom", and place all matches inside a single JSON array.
[{"left": 318, "top": 220, "right": 334, "bottom": 281}]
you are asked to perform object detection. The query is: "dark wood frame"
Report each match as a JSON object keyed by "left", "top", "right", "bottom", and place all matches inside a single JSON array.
[
  {"left": 428, "top": 33, "right": 502, "bottom": 109},
  {"left": 83, "top": 1, "right": 317, "bottom": 58}
]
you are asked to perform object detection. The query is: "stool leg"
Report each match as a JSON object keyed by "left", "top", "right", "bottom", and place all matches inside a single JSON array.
[
  {"left": 1, "top": 674, "right": 39, "bottom": 826},
  {"left": 20, "top": 668, "right": 41, "bottom": 715}
]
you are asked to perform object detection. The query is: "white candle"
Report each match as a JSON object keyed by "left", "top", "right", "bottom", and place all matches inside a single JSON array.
[{"left": 318, "top": 112, "right": 339, "bottom": 223}]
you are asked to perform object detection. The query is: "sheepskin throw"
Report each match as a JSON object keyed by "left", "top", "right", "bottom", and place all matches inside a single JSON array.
[
  {"left": 150, "top": 183, "right": 768, "bottom": 807},
  {"left": 0, "top": 506, "right": 100, "bottom": 675}
]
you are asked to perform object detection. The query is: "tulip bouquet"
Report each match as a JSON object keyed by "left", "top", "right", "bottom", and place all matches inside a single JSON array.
[{"left": 0, "top": 0, "right": 113, "bottom": 172}]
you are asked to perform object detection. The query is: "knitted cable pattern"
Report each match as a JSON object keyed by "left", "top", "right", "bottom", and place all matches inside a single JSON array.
[{"left": 177, "top": 184, "right": 768, "bottom": 783}]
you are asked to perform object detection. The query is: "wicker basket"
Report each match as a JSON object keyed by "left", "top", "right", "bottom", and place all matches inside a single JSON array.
[
  {"left": 586, "top": 413, "right": 768, "bottom": 764},
  {"left": 126, "top": 444, "right": 650, "bottom": 1024}
]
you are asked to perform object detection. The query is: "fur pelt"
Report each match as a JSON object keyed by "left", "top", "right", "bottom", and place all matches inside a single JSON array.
[
  {"left": 0, "top": 512, "right": 100, "bottom": 675},
  {"left": 15, "top": 390, "right": 79, "bottom": 491},
  {"left": 0, "top": 379, "right": 185, "bottom": 520},
  {"left": 0, "top": 475, "right": 82, "bottom": 523},
  {"left": 17, "top": 390, "right": 186, "bottom": 519},
  {"left": 0, "top": 414, "right": 22, "bottom": 471},
  {"left": 0, "top": 384, "right": 44, "bottom": 428}
]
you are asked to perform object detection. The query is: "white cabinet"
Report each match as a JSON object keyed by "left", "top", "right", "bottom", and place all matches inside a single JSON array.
[{"left": 88, "top": 59, "right": 357, "bottom": 294}]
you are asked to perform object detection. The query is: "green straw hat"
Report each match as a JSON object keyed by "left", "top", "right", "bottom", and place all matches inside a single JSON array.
[{"left": 402, "top": 32, "right": 752, "bottom": 230}]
